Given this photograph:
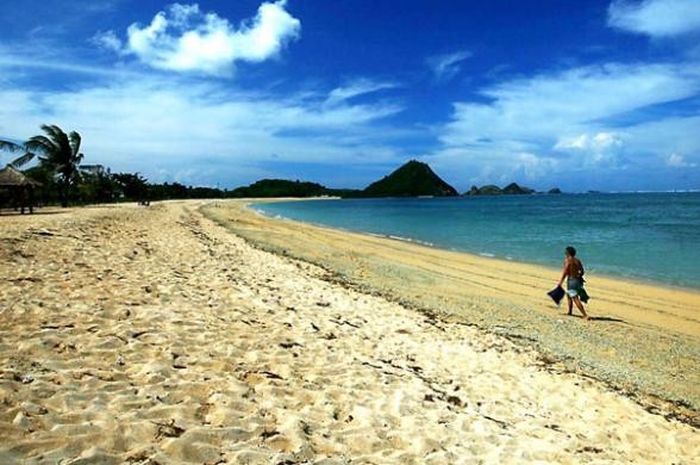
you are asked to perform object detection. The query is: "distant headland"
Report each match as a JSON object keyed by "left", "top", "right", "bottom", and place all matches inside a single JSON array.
[
  {"left": 230, "top": 160, "right": 459, "bottom": 199},
  {"left": 230, "top": 160, "right": 561, "bottom": 199}
]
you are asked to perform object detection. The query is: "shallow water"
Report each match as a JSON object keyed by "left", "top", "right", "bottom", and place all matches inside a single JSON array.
[{"left": 254, "top": 192, "right": 700, "bottom": 289}]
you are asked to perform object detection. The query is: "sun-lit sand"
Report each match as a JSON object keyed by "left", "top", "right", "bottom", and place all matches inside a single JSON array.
[
  {"left": 1, "top": 200, "right": 698, "bottom": 464},
  {"left": 205, "top": 199, "right": 700, "bottom": 419}
]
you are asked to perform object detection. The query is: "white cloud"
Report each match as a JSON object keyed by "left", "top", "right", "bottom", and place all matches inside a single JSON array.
[
  {"left": 421, "top": 144, "right": 561, "bottom": 190},
  {"left": 608, "top": 0, "right": 700, "bottom": 37},
  {"left": 424, "top": 61, "right": 700, "bottom": 187},
  {"left": 91, "top": 30, "right": 123, "bottom": 53},
  {"left": 514, "top": 152, "right": 560, "bottom": 179},
  {"left": 103, "top": 1, "right": 301, "bottom": 75},
  {"left": 325, "top": 79, "right": 397, "bottom": 107},
  {"left": 0, "top": 76, "right": 404, "bottom": 186},
  {"left": 442, "top": 62, "right": 700, "bottom": 147},
  {"left": 0, "top": 47, "right": 141, "bottom": 77},
  {"left": 666, "top": 152, "right": 697, "bottom": 167},
  {"left": 554, "top": 132, "right": 626, "bottom": 166},
  {"left": 426, "top": 50, "right": 472, "bottom": 82}
]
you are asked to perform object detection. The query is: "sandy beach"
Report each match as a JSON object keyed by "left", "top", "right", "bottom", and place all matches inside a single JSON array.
[
  {"left": 1, "top": 200, "right": 698, "bottom": 464},
  {"left": 206, "top": 200, "right": 700, "bottom": 419}
]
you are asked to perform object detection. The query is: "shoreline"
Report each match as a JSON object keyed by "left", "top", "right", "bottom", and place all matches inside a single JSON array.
[
  {"left": 203, "top": 199, "right": 700, "bottom": 425},
  {"left": 249, "top": 197, "right": 700, "bottom": 295}
]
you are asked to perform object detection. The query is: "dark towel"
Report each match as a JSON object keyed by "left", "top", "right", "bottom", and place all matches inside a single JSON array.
[
  {"left": 547, "top": 286, "right": 566, "bottom": 306},
  {"left": 578, "top": 286, "right": 590, "bottom": 303}
]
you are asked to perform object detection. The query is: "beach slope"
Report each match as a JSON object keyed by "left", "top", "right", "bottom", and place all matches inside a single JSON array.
[{"left": 0, "top": 200, "right": 697, "bottom": 464}]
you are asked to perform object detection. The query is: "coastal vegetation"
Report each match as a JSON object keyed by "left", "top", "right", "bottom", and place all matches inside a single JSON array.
[
  {"left": 0, "top": 125, "right": 235, "bottom": 209},
  {"left": 230, "top": 179, "right": 335, "bottom": 198},
  {"left": 0, "top": 125, "right": 84, "bottom": 207},
  {"left": 2, "top": 126, "right": 557, "bottom": 208}
]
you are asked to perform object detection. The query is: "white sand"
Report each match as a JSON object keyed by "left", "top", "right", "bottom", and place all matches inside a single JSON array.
[{"left": 0, "top": 201, "right": 697, "bottom": 464}]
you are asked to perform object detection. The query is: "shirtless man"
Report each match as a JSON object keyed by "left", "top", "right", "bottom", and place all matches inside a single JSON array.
[{"left": 557, "top": 246, "right": 589, "bottom": 320}]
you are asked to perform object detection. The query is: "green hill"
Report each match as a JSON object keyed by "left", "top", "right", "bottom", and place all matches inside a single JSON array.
[
  {"left": 231, "top": 179, "right": 333, "bottom": 198},
  {"left": 502, "top": 182, "right": 534, "bottom": 195},
  {"left": 361, "top": 160, "right": 458, "bottom": 197},
  {"left": 466, "top": 184, "right": 502, "bottom": 195}
]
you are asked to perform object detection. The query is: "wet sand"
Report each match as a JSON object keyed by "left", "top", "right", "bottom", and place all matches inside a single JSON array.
[{"left": 0, "top": 200, "right": 698, "bottom": 464}]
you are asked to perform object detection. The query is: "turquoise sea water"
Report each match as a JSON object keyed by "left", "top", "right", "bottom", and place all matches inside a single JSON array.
[{"left": 253, "top": 193, "right": 700, "bottom": 289}]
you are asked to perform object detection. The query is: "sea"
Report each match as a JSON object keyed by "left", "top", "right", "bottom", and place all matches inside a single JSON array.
[{"left": 253, "top": 192, "right": 700, "bottom": 290}]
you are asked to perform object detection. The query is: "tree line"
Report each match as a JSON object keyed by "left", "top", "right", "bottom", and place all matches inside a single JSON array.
[{"left": 1, "top": 124, "right": 233, "bottom": 208}]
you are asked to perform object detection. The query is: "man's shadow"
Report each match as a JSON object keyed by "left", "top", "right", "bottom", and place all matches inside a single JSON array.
[{"left": 568, "top": 314, "right": 626, "bottom": 323}]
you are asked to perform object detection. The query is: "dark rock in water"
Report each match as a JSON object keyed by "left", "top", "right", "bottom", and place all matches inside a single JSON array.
[
  {"left": 361, "top": 160, "right": 458, "bottom": 198},
  {"left": 478, "top": 185, "right": 503, "bottom": 195},
  {"left": 465, "top": 185, "right": 502, "bottom": 196},
  {"left": 548, "top": 188, "right": 562, "bottom": 194},
  {"left": 466, "top": 182, "right": 534, "bottom": 196},
  {"left": 502, "top": 183, "right": 534, "bottom": 195}
]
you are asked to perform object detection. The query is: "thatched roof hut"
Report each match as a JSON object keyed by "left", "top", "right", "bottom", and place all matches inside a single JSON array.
[
  {"left": 0, "top": 165, "right": 41, "bottom": 187},
  {"left": 0, "top": 165, "right": 41, "bottom": 214}
]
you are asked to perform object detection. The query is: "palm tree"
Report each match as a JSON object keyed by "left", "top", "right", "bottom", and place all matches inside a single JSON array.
[
  {"left": 0, "top": 125, "right": 84, "bottom": 207},
  {"left": 0, "top": 141, "right": 35, "bottom": 168}
]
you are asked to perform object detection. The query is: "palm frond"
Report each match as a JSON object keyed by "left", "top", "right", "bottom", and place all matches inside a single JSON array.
[
  {"left": 9, "top": 152, "right": 36, "bottom": 168},
  {"left": 26, "top": 135, "right": 56, "bottom": 154},
  {"left": 41, "top": 125, "right": 71, "bottom": 161},
  {"left": 69, "top": 131, "right": 82, "bottom": 156},
  {"left": 40, "top": 124, "right": 63, "bottom": 142},
  {"left": 0, "top": 139, "right": 25, "bottom": 153}
]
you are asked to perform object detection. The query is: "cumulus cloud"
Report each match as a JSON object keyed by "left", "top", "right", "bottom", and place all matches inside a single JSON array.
[
  {"left": 608, "top": 0, "right": 700, "bottom": 37},
  {"left": 100, "top": 1, "right": 301, "bottom": 75},
  {"left": 426, "top": 50, "right": 472, "bottom": 82},
  {"left": 666, "top": 153, "right": 697, "bottom": 167},
  {"left": 554, "top": 132, "right": 626, "bottom": 165}
]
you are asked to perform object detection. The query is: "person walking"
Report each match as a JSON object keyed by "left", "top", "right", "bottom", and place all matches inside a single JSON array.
[{"left": 557, "top": 246, "right": 590, "bottom": 320}]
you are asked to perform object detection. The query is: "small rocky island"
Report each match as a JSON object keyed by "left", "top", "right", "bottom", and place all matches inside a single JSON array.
[
  {"left": 361, "top": 160, "right": 458, "bottom": 198},
  {"left": 466, "top": 183, "right": 562, "bottom": 196}
]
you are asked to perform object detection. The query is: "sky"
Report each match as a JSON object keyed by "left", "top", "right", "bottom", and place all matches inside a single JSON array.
[{"left": 1, "top": 0, "right": 699, "bottom": 192}]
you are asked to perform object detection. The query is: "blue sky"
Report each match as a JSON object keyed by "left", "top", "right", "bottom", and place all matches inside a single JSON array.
[{"left": 1, "top": 0, "right": 699, "bottom": 192}]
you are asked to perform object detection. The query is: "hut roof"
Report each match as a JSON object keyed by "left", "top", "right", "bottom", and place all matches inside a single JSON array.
[{"left": 0, "top": 165, "right": 41, "bottom": 187}]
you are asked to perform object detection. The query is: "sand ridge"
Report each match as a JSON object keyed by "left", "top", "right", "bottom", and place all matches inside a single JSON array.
[{"left": 0, "top": 201, "right": 697, "bottom": 464}]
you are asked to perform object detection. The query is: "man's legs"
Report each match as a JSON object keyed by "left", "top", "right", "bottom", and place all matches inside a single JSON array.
[
  {"left": 566, "top": 295, "right": 573, "bottom": 315},
  {"left": 572, "top": 296, "right": 589, "bottom": 320}
]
